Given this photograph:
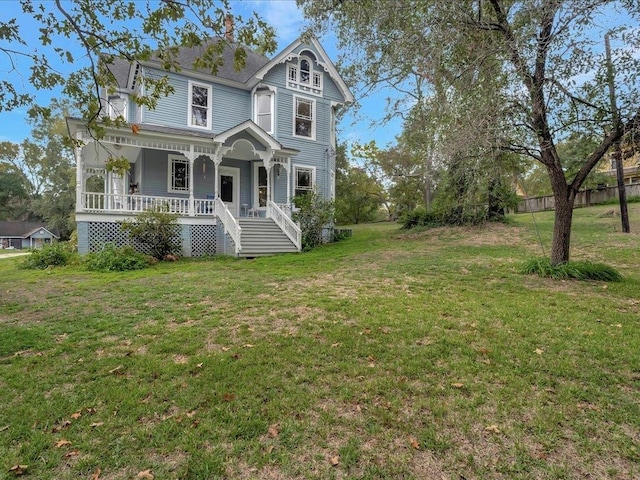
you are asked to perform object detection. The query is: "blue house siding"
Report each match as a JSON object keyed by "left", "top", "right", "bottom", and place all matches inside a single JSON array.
[
  {"left": 212, "top": 84, "right": 251, "bottom": 133},
  {"left": 77, "top": 221, "right": 89, "bottom": 254},
  {"left": 143, "top": 70, "right": 191, "bottom": 129}
]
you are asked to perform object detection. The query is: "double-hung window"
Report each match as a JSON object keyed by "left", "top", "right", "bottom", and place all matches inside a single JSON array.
[
  {"left": 168, "top": 155, "right": 189, "bottom": 193},
  {"left": 294, "top": 166, "right": 315, "bottom": 197},
  {"left": 294, "top": 97, "right": 314, "bottom": 139},
  {"left": 188, "top": 81, "right": 211, "bottom": 129},
  {"left": 254, "top": 89, "right": 273, "bottom": 133}
]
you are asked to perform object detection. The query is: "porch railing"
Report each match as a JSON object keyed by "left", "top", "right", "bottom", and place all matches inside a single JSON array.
[
  {"left": 81, "top": 192, "right": 215, "bottom": 216},
  {"left": 215, "top": 197, "right": 242, "bottom": 255},
  {"left": 267, "top": 200, "right": 301, "bottom": 251}
]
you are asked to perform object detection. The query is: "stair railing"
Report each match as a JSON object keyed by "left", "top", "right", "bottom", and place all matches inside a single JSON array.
[
  {"left": 266, "top": 200, "right": 301, "bottom": 251},
  {"left": 215, "top": 197, "right": 242, "bottom": 255}
]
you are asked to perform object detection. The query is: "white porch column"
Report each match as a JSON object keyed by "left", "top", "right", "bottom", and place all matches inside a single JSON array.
[
  {"left": 212, "top": 144, "right": 222, "bottom": 198},
  {"left": 74, "top": 132, "right": 84, "bottom": 212},
  {"left": 184, "top": 145, "right": 196, "bottom": 216}
]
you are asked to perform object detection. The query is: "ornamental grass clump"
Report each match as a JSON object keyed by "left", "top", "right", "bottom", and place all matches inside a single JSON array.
[{"left": 521, "top": 257, "right": 622, "bottom": 282}]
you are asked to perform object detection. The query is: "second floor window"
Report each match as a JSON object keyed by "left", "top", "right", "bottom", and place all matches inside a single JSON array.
[
  {"left": 189, "top": 81, "right": 211, "bottom": 129},
  {"left": 254, "top": 90, "right": 273, "bottom": 133},
  {"left": 294, "top": 97, "right": 314, "bottom": 139}
]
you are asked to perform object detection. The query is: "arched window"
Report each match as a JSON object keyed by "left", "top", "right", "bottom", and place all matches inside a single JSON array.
[{"left": 286, "top": 54, "right": 323, "bottom": 95}]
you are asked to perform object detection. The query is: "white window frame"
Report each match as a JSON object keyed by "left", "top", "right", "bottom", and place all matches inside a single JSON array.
[
  {"left": 293, "top": 96, "right": 316, "bottom": 140},
  {"left": 168, "top": 155, "right": 189, "bottom": 193},
  {"left": 106, "top": 92, "right": 128, "bottom": 121},
  {"left": 254, "top": 88, "right": 274, "bottom": 134},
  {"left": 294, "top": 165, "right": 316, "bottom": 197},
  {"left": 253, "top": 162, "right": 268, "bottom": 209},
  {"left": 188, "top": 80, "right": 212, "bottom": 130},
  {"left": 286, "top": 54, "right": 323, "bottom": 95}
]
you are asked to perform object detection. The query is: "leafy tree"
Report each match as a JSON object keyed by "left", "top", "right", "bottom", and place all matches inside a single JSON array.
[
  {"left": 299, "top": 0, "right": 640, "bottom": 264},
  {"left": 1, "top": 0, "right": 276, "bottom": 133},
  {"left": 0, "top": 160, "right": 31, "bottom": 220},
  {"left": 1, "top": 100, "right": 76, "bottom": 237},
  {"left": 334, "top": 143, "right": 383, "bottom": 224}
]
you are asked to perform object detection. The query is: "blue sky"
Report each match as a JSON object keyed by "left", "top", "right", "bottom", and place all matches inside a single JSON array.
[{"left": 0, "top": 0, "right": 402, "bottom": 148}]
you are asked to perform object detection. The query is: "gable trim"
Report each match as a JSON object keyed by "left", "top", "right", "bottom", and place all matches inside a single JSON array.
[{"left": 254, "top": 36, "right": 354, "bottom": 104}]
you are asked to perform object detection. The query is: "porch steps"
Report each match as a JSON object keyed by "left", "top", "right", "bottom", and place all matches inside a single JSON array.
[{"left": 237, "top": 218, "right": 299, "bottom": 257}]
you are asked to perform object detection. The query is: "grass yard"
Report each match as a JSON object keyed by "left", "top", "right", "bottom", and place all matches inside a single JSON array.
[{"left": 1, "top": 203, "right": 640, "bottom": 479}]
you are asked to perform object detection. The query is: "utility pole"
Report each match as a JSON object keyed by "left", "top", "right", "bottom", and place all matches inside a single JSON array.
[{"left": 605, "top": 32, "right": 630, "bottom": 233}]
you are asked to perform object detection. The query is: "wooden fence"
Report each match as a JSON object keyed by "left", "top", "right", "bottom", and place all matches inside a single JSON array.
[{"left": 515, "top": 184, "right": 640, "bottom": 213}]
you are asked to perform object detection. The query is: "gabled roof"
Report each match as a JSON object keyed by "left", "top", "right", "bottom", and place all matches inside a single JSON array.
[
  {"left": 0, "top": 221, "right": 59, "bottom": 239},
  {"left": 254, "top": 35, "right": 354, "bottom": 104},
  {"left": 215, "top": 120, "right": 299, "bottom": 155}
]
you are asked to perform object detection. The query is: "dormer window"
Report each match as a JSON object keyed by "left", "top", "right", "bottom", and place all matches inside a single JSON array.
[
  {"left": 106, "top": 93, "right": 128, "bottom": 120},
  {"left": 286, "top": 54, "right": 323, "bottom": 96}
]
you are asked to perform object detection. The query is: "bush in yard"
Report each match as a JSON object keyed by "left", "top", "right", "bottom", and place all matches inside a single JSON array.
[
  {"left": 119, "top": 208, "right": 182, "bottom": 260},
  {"left": 19, "top": 242, "right": 75, "bottom": 269},
  {"left": 521, "top": 258, "right": 622, "bottom": 282},
  {"left": 84, "top": 244, "right": 152, "bottom": 272},
  {"left": 293, "top": 192, "right": 335, "bottom": 251}
]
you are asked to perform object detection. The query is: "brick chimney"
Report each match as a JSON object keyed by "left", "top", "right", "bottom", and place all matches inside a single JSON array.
[{"left": 224, "top": 15, "right": 234, "bottom": 43}]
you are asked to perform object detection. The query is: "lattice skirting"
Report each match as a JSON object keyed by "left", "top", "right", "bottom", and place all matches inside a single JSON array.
[
  {"left": 82, "top": 221, "right": 221, "bottom": 257},
  {"left": 191, "top": 224, "right": 217, "bottom": 257}
]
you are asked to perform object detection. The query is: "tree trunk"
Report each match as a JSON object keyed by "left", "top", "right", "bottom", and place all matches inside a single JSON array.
[{"left": 550, "top": 194, "right": 574, "bottom": 265}]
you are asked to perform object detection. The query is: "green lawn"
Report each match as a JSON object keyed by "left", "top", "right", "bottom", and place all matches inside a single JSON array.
[{"left": 1, "top": 204, "right": 639, "bottom": 479}]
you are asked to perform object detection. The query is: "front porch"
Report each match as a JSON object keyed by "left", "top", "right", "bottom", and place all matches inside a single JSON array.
[{"left": 68, "top": 119, "right": 302, "bottom": 256}]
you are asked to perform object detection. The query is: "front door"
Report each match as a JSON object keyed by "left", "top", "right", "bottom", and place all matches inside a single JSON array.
[{"left": 219, "top": 166, "right": 240, "bottom": 216}]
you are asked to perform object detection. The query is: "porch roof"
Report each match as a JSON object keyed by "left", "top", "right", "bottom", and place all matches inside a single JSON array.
[{"left": 216, "top": 120, "right": 299, "bottom": 156}]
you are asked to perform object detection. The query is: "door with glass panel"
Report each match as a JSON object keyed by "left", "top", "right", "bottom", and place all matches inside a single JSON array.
[{"left": 218, "top": 166, "right": 240, "bottom": 216}]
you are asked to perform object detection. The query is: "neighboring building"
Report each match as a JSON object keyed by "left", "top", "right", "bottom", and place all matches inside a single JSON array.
[
  {"left": 598, "top": 147, "right": 640, "bottom": 187},
  {"left": 67, "top": 34, "right": 353, "bottom": 257},
  {"left": 0, "top": 221, "right": 59, "bottom": 249}
]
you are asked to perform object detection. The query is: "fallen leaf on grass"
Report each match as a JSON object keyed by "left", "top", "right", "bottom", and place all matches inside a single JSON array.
[
  {"left": 243, "top": 344, "right": 255, "bottom": 348},
  {"left": 484, "top": 425, "right": 500, "bottom": 434},
  {"left": 90, "top": 422, "right": 104, "bottom": 428},
  {"left": 409, "top": 437, "right": 420, "bottom": 449},
  {"left": 268, "top": 424, "right": 279, "bottom": 438},
  {"left": 196, "top": 363, "right": 203, "bottom": 368},
  {"left": 0, "top": 425, "right": 9, "bottom": 432},
  {"left": 71, "top": 411, "right": 82, "bottom": 420},
  {"left": 222, "top": 392, "right": 236, "bottom": 402},
  {"left": 9, "top": 465, "right": 28, "bottom": 476},
  {"left": 91, "top": 467, "right": 101, "bottom": 479},
  {"left": 534, "top": 348, "right": 544, "bottom": 355},
  {"left": 221, "top": 347, "right": 230, "bottom": 352},
  {"left": 137, "top": 469, "right": 154, "bottom": 479},
  {"left": 329, "top": 455, "right": 340, "bottom": 466},
  {"left": 55, "top": 439, "right": 72, "bottom": 448},
  {"left": 52, "top": 420, "right": 72, "bottom": 433},
  {"left": 109, "top": 365, "right": 124, "bottom": 375},
  {"left": 64, "top": 449, "right": 80, "bottom": 458},
  {"left": 451, "top": 383, "right": 464, "bottom": 389},
  {"left": 331, "top": 342, "right": 340, "bottom": 348}
]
